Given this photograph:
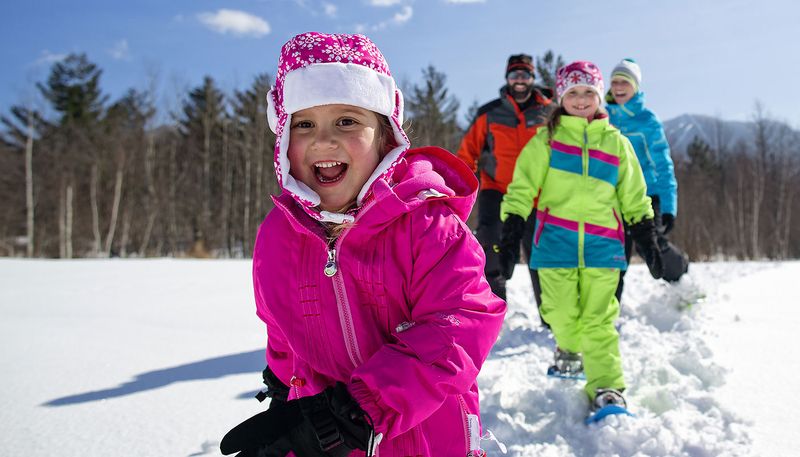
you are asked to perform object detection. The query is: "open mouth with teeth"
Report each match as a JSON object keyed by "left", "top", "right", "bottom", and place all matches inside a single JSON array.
[{"left": 314, "top": 161, "right": 348, "bottom": 184}]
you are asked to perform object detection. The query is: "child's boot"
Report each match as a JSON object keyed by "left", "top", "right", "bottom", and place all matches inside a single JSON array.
[{"left": 591, "top": 388, "right": 627, "bottom": 412}]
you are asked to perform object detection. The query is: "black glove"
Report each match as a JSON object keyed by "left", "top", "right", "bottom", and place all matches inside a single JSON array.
[
  {"left": 221, "top": 367, "right": 297, "bottom": 456},
  {"left": 496, "top": 214, "right": 525, "bottom": 280},
  {"left": 661, "top": 213, "right": 675, "bottom": 235},
  {"left": 629, "top": 218, "right": 664, "bottom": 280},
  {"left": 221, "top": 382, "right": 374, "bottom": 457},
  {"left": 221, "top": 399, "right": 303, "bottom": 457}
]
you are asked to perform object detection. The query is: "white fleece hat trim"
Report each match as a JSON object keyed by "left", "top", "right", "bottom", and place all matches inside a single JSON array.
[{"left": 267, "top": 62, "right": 410, "bottom": 223}]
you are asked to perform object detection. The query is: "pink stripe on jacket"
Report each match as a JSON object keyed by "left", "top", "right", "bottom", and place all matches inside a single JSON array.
[{"left": 252, "top": 146, "right": 506, "bottom": 456}]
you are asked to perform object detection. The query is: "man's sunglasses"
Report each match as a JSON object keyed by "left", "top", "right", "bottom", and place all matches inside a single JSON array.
[{"left": 507, "top": 70, "right": 533, "bottom": 81}]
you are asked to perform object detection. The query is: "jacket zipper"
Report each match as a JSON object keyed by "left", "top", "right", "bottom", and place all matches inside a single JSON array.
[
  {"left": 458, "top": 394, "right": 470, "bottom": 454},
  {"left": 327, "top": 235, "right": 364, "bottom": 368},
  {"left": 272, "top": 198, "right": 368, "bottom": 370},
  {"left": 578, "top": 128, "right": 588, "bottom": 268},
  {"left": 322, "top": 198, "right": 378, "bottom": 369}
]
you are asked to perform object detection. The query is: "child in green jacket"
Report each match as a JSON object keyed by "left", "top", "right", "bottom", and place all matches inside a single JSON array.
[{"left": 497, "top": 61, "right": 663, "bottom": 413}]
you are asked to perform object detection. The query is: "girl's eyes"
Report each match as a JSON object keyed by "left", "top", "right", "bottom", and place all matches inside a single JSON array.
[
  {"left": 293, "top": 120, "right": 314, "bottom": 129},
  {"left": 337, "top": 117, "right": 358, "bottom": 127},
  {"left": 291, "top": 118, "right": 359, "bottom": 129},
  {"left": 566, "top": 90, "right": 593, "bottom": 98}
]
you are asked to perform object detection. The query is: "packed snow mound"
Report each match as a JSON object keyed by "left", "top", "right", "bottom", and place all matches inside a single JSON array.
[{"left": 478, "top": 263, "right": 767, "bottom": 456}]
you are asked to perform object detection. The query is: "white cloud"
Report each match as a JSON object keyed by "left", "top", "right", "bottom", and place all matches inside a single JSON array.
[
  {"left": 369, "top": 0, "right": 403, "bottom": 6},
  {"left": 370, "top": 5, "right": 413, "bottom": 30},
  {"left": 323, "top": 2, "right": 337, "bottom": 17},
  {"left": 393, "top": 5, "right": 413, "bottom": 24},
  {"left": 109, "top": 39, "right": 130, "bottom": 60},
  {"left": 33, "top": 50, "right": 67, "bottom": 67},
  {"left": 197, "top": 9, "right": 270, "bottom": 38}
]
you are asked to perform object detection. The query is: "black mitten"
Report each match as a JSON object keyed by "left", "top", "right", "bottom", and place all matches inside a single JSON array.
[
  {"left": 629, "top": 218, "right": 664, "bottom": 279},
  {"left": 497, "top": 214, "right": 525, "bottom": 279}
]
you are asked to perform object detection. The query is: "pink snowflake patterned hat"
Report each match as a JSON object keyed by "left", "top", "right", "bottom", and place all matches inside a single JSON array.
[
  {"left": 267, "top": 32, "right": 410, "bottom": 223},
  {"left": 555, "top": 61, "right": 605, "bottom": 103}
]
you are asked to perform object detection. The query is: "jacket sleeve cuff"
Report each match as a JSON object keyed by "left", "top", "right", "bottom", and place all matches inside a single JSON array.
[{"left": 348, "top": 380, "right": 387, "bottom": 434}]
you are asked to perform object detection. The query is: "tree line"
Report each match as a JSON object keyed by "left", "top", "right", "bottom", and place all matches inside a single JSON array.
[
  {"left": 0, "top": 54, "right": 466, "bottom": 258},
  {"left": 672, "top": 108, "right": 800, "bottom": 260},
  {"left": 1, "top": 52, "right": 798, "bottom": 260}
]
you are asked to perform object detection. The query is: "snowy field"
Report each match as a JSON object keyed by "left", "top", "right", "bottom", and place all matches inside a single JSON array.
[{"left": 1, "top": 258, "right": 796, "bottom": 456}]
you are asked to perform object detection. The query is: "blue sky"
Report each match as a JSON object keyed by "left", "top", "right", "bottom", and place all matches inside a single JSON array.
[{"left": 2, "top": 0, "right": 798, "bottom": 127}]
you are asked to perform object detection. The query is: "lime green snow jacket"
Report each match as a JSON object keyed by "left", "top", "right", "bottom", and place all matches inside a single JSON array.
[{"left": 500, "top": 114, "right": 653, "bottom": 269}]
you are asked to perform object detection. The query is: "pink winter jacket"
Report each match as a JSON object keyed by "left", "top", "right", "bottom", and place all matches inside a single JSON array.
[{"left": 252, "top": 146, "right": 506, "bottom": 457}]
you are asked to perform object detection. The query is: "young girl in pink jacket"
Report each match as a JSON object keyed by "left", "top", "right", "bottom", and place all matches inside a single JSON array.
[{"left": 220, "top": 32, "right": 506, "bottom": 457}]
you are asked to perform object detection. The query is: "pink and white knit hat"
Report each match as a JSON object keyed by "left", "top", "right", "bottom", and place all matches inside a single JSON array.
[
  {"left": 555, "top": 61, "right": 605, "bottom": 103},
  {"left": 267, "top": 32, "right": 410, "bottom": 223}
]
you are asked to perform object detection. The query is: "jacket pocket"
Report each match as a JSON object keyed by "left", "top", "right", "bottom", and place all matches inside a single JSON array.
[{"left": 393, "top": 321, "right": 453, "bottom": 365}]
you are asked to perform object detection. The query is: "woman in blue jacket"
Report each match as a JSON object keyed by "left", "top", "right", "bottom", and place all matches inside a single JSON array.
[{"left": 607, "top": 58, "right": 687, "bottom": 291}]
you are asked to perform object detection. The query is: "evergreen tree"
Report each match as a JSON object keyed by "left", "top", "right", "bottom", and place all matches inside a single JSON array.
[
  {"left": 36, "top": 53, "right": 108, "bottom": 257},
  {"left": 178, "top": 76, "right": 227, "bottom": 251},
  {"left": 687, "top": 135, "right": 718, "bottom": 174},
  {"left": 231, "top": 73, "right": 277, "bottom": 252},
  {"left": 37, "top": 53, "right": 107, "bottom": 126},
  {"left": 464, "top": 100, "right": 480, "bottom": 128},
  {"left": 405, "top": 65, "right": 461, "bottom": 151},
  {"left": 1, "top": 106, "right": 48, "bottom": 149},
  {"left": 535, "top": 50, "right": 566, "bottom": 92}
]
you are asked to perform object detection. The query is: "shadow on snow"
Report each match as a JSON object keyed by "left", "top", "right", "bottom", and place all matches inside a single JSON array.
[{"left": 42, "top": 349, "right": 264, "bottom": 407}]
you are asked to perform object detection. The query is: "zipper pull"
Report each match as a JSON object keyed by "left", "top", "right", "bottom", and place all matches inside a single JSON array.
[{"left": 324, "top": 248, "right": 337, "bottom": 277}]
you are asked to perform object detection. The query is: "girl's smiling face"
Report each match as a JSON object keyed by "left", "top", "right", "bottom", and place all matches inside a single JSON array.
[
  {"left": 561, "top": 86, "right": 600, "bottom": 121},
  {"left": 287, "top": 104, "right": 382, "bottom": 213}
]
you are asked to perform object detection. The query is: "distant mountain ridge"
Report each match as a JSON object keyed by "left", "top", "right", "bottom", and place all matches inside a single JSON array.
[{"left": 662, "top": 114, "right": 755, "bottom": 158}]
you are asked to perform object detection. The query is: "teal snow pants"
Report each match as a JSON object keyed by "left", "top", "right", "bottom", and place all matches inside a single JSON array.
[{"left": 538, "top": 267, "right": 625, "bottom": 399}]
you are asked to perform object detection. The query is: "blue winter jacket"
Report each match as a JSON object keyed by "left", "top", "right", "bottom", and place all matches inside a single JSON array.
[{"left": 607, "top": 92, "right": 678, "bottom": 216}]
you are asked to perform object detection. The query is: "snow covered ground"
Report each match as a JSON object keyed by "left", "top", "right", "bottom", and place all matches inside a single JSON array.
[{"left": 1, "top": 258, "right": 796, "bottom": 456}]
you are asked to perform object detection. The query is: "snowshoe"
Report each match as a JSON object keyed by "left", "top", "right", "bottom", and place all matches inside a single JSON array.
[
  {"left": 585, "top": 388, "right": 634, "bottom": 424},
  {"left": 547, "top": 347, "right": 585, "bottom": 380}
]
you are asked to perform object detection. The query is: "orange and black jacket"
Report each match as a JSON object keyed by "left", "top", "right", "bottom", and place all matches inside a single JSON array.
[{"left": 457, "top": 86, "right": 554, "bottom": 193}]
